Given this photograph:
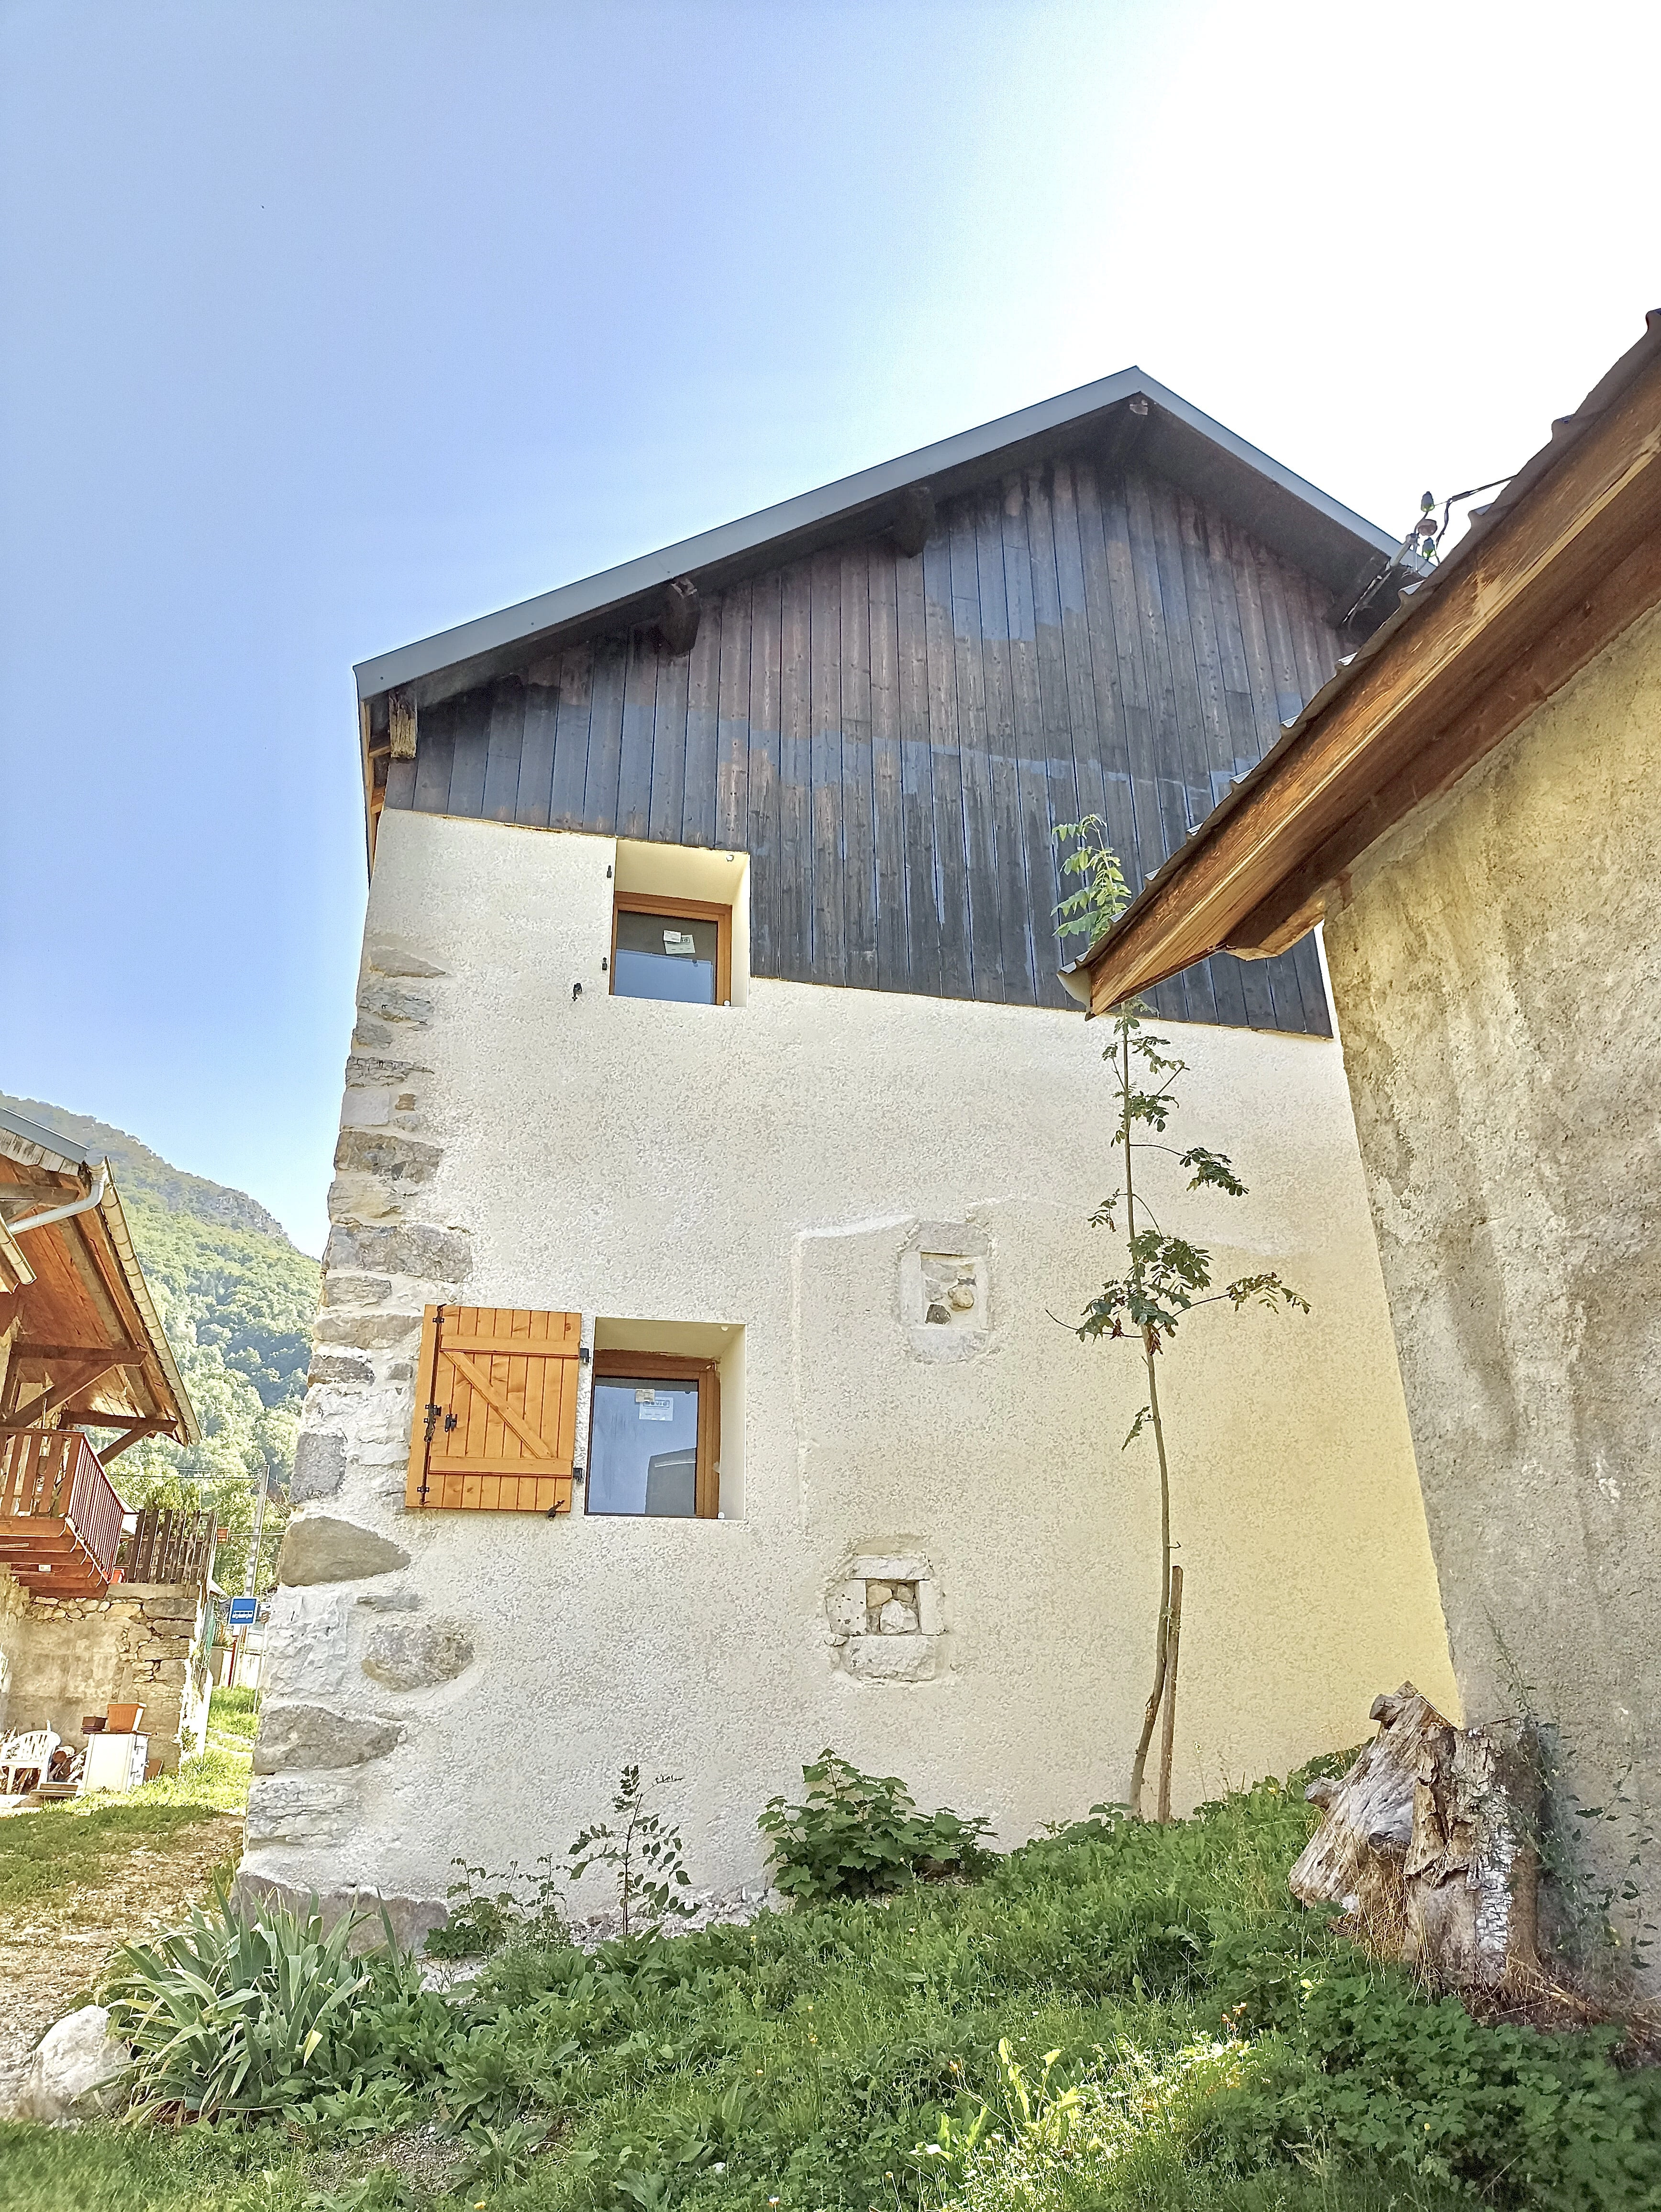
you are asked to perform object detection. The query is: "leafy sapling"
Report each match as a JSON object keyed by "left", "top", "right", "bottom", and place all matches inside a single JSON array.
[
  {"left": 567, "top": 1765, "right": 697, "bottom": 1936},
  {"left": 1056, "top": 817, "right": 1310, "bottom": 1822}
]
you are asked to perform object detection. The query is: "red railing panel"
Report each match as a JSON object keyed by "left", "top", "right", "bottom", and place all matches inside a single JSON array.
[{"left": 0, "top": 1429, "right": 125, "bottom": 1584}]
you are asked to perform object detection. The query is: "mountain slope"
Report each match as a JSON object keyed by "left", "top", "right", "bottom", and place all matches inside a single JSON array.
[
  {"left": 1, "top": 1095, "right": 320, "bottom": 1583},
  {"left": 1, "top": 1094, "right": 288, "bottom": 1239}
]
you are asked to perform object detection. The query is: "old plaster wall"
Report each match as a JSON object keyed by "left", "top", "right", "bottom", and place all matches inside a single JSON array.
[
  {"left": 244, "top": 805, "right": 1455, "bottom": 1928},
  {"left": 1323, "top": 601, "right": 1661, "bottom": 1973},
  {"left": 0, "top": 1583, "right": 211, "bottom": 1769},
  {"left": 0, "top": 1566, "right": 28, "bottom": 1730}
]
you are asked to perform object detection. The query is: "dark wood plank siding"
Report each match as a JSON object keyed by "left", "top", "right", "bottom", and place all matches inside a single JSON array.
[{"left": 390, "top": 456, "right": 1343, "bottom": 1034}]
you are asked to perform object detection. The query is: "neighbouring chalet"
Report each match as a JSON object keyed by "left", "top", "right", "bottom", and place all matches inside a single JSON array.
[
  {"left": 1082, "top": 315, "right": 1661, "bottom": 1983},
  {"left": 253, "top": 369, "right": 1459, "bottom": 1933},
  {"left": 0, "top": 1106, "right": 214, "bottom": 1773}
]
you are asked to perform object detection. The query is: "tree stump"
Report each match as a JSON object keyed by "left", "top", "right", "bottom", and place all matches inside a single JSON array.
[{"left": 1290, "top": 1683, "right": 1541, "bottom": 1990}]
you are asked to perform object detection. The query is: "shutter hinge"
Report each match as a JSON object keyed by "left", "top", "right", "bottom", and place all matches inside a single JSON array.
[{"left": 578, "top": 1345, "right": 591, "bottom": 1365}]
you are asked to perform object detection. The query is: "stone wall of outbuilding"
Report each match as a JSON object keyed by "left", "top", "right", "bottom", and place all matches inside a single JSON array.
[{"left": 0, "top": 1582, "right": 211, "bottom": 1770}]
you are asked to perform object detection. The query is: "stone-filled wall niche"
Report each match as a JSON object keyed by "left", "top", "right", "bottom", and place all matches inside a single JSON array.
[
  {"left": 898, "top": 1221, "right": 991, "bottom": 1362},
  {"left": 827, "top": 1551, "right": 945, "bottom": 1682}
]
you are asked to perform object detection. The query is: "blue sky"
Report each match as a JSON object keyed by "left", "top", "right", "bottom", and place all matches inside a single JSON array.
[{"left": 3, "top": 0, "right": 1657, "bottom": 1252}]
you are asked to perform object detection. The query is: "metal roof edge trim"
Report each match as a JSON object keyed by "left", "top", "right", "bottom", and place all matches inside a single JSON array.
[
  {"left": 1079, "top": 307, "right": 1661, "bottom": 993},
  {"left": 0, "top": 1104, "right": 96, "bottom": 1173},
  {"left": 354, "top": 366, "right": 1398, "bottom": 700},
  {"left": 95, "top": 1168, "right": 201, "bottom": 1448}
]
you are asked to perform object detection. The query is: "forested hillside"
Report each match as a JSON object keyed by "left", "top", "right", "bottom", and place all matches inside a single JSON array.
[{"left": 1, "top": 1095, "right": 319, "bottom": 1585}]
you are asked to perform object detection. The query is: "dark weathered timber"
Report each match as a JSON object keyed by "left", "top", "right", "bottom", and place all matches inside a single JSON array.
[{"left": 385, "top": 456, "right": 1338, "bottom": 1034}]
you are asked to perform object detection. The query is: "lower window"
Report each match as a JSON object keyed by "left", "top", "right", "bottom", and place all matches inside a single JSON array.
[{"left": 587, "top": 1352, "right": 720, "bottom": 1518}]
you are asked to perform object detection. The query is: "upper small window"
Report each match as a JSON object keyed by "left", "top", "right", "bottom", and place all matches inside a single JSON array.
[{"left": 612, "top": 894, "right": 732, "bottom": 1006}]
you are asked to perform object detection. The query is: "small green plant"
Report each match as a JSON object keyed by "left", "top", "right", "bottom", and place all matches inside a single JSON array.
[
  {"left": 1056, "top": 816, "right": 1310, "bottom": 1820},
  {"left": 759, "top": 1750, "right": 996, "bottom": 1903},
  {"left": 424, "top": 1854, "right": 570, "bottom": 1958},
  {"left": 567, "top": 1766, "right": 697, "bottom": 1936},
  {"left": 101, "top": 1880, "right": 422, "bottom": 2122}
]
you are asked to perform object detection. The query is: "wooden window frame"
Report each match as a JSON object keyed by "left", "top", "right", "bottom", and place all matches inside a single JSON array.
[
  {"left": 588, "top": 1349, "right": 720, "bottom": 1520},
  {"left": 611, "top": 892, "right": 732, "bottom": 1007}
]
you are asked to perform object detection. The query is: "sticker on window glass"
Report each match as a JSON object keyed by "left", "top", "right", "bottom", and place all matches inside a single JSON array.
[
  {"left": 638, "top": 1399, "right": 675, "bottom": 1421},
  {"left": 663, "top": 930, "right": 697, "bottom": 958}
]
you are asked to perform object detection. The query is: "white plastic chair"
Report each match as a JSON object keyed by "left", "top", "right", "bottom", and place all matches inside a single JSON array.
[{"left": 0, "top": 1728, "right": 61, "bottom": 1794}]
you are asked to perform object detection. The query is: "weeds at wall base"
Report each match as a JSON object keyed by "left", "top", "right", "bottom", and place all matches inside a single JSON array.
[{"left": 7, "top": 1759, "right": 1661, "bottom": 2212}]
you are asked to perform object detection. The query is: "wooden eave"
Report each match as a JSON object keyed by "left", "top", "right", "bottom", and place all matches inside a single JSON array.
[
  {"left": 0, "top": 1150, "right": 199, "bottom": 1446},
  {"left": 1080, "top": 312, "right": 1661, "bottom": 1017}
]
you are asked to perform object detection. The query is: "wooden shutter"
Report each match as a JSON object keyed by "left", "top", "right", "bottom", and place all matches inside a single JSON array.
[{"left": 406, "top": 1305, "right": 582, "bottom": 1515}]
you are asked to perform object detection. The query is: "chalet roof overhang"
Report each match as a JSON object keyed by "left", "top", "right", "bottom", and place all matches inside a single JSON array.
[
  {"left": 0, "top": 1104, "right": 200, "bottom": 1447},
  {"left": 354, "top": 367, "right": 1398, "bottom": 723},
  {"left": 1079, "top": 309, "right": 1661, "bottom": 1017}
]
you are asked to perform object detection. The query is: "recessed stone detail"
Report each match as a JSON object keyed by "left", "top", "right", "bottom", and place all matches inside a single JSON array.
[
  {"left": 346, "top": 1055, "right": 431, "bottom": 1088},
  {"left": 278, "top": 1515, "right": 410, "bottom": 1588},
  {"left": 361, "top": 1616, "right": 475, "bottom": 1692},
  {"left": 357, "top": 1583, "right": 422, "bottom": 1613},
  {"left": 313, "top": 1310, "right": 423, "bottom": 1352},
  {"left": 252, "top": 1701, "right": 405, "bottom": 1774},
  {"left": 828, "top": 1552, "right": 945, "bottom": 1683},
  {"left": 291, "top": 1433, "right": 347, "bottom": 1504},
  {"left": 324, "top": 1222, "right": 473, "bottom": 1283},
  {"left": 364, "top": 937, "right": 448, "bottom": 980},
  {"left": 920, "top": 1254, "right": 984, "bottom": 1327},
  {"left": 309, "top": 1352, "right": 373, "bottom": 1386},
  {"left": 900, "top": 1223, "right": 992, "bottom": 1361},
  {"left": 357, "top": 980, "right": 435, "bottom": 1027},
  {"left": 322, "top": 1273, "right": 394, "bottom": 1309},
  {"left": 245, "top": 1775, "right": 354, "bottom": 1846},
  {"left": 333, "top": 1128, "right": 442, "bottom": 1185}
]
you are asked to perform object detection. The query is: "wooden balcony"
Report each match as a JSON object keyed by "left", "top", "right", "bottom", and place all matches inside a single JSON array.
[
  {"left": 0, "top": 1429, "right": 127, "bottom": 1596},
  {"left": 116, "top": 1504, "right": 217, "bottom": 1590}
]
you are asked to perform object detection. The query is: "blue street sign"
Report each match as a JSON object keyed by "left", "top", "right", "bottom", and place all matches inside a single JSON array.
[{"left": 228, "top": 1596, "right": 258, "bottom": 1628}]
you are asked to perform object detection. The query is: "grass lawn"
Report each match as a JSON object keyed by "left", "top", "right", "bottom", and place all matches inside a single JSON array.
[
  {"left": 4, "top": 1754, "right": 1658, "bottom": 2212},
  {"left": 0, "top": 1688, "right": 257, "bottom": 1913},
  {"left": 0, "top": 1686, "right": 257, "bottom": 2072}
]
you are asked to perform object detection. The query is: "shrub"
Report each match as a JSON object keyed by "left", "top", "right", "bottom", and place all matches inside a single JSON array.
[
  {"left": 100, "top": 1882, "right": 428, "bottom": 2123},
  {"left": 759, "top": 1750, "right": 996, "bottom": 1903},
  {"left": 1210, "top": 1954, "right": 1661, "bottom": 2209}
]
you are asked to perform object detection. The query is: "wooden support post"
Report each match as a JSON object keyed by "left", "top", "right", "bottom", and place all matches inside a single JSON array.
[{"left": 1156, "top": 1563, "right": 1184, "bottom": 1824}]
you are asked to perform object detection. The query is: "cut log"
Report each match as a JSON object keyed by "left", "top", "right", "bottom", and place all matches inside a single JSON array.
[
  {"left": 1290, "top": 1683, "right": 1448, "bottom": 1931},
  {"left": 1402, "top": 1717, "right": 1541, "bottom": 1987},
  {"left": 1290, "top": 1683, "right": 1542, "bottom": 1991}
]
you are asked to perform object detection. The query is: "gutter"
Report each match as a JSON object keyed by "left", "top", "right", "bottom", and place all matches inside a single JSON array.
[{"left": 4, "top": 1163, "right": 108, "bottom": 1234}]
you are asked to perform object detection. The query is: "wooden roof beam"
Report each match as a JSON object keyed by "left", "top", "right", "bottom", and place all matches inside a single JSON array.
[{"left": 1084, "top": 345, "right": 1661, "bottom": 1016}]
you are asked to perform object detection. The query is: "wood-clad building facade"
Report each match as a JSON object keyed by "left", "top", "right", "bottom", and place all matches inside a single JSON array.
[{"left": 365, "top": 374, "right": 1403, "bottom": 1034}]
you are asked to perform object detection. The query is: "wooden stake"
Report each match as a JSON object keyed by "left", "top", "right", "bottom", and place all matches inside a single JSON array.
[{"left": 1156, "top": 1563, "right": 1184, "bottom": 1824}]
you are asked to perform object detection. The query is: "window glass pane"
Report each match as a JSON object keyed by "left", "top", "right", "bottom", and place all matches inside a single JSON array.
[
  {"left": 613, "top": 909, "right": 719, "bottom": 1004},
  {"left": 588, "top": 1377, "right": 699, "bottom": 1516}
]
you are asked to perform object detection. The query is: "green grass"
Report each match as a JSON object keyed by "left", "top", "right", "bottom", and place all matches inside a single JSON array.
[
  {"left": 0, "top": 1686, "right": 255, "bottom": 1915},
  {"left": 2, "top": 1759, "right": 1657, "bottom": 2212}
]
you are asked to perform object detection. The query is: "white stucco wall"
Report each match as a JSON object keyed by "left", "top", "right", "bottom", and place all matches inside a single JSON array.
[{"left": 248, "top": 807, "right": 1454, "bottom": 1926}]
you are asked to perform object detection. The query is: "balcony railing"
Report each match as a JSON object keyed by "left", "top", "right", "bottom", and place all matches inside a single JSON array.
[
  {"left": 117, "top": 1504, "right": 217, "bottom": 1590},
  {"left": 0, "top": 1428, "right": 126, "bottom": 1594}
]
